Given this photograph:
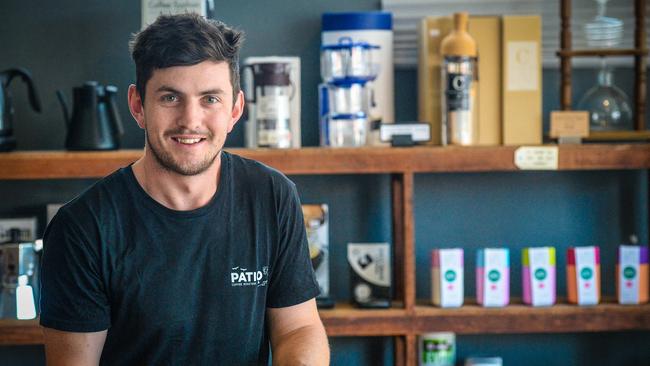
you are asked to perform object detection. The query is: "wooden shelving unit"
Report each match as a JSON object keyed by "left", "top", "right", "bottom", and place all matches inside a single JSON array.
[
  {"left": 2, "top": 144, "right": 650, "bottom": 179},
  {"left": 1, "top": 145, "right": 650, "bottom": 366}
]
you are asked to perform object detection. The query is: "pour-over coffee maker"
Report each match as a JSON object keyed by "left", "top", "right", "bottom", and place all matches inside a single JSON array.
[{"left": 0, "top": 229, "right": 41, "bottom": 320}]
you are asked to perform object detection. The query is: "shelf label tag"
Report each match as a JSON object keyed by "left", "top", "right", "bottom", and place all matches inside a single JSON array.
[{"left": 515, "top": 146, "right": 558, "bottom": 170}]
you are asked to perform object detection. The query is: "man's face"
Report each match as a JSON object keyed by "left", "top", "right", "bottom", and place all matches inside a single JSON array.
[{"left": 129, "top": 61, "right": 243, "bottom": 176}]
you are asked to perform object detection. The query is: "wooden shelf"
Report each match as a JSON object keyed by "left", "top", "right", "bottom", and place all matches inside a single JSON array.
[
  {"left": 3, "top": 301, "right": 649, "bottom": 345},
  {"left": 557, "top": 48, "right": 648, "bottom": 57},
  {"left": 319, "top": 304, "right": 410, "bottom": 337},
  {"left": 1, "top": 144, "right": 650, "bottom": 179},
  {"left": 0, "top": 319, "right": 42, "bottom": 345},
  {"left": 413, "top": 300, "right": 650, "bottom": 335},
  {"left": 585, "top": 130, "right": 650, "bottom": 142}
]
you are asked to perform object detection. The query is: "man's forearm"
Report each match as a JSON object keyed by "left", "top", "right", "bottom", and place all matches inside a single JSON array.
[{"left": 272, "top": 324, "right": 330, "bottom": 366}]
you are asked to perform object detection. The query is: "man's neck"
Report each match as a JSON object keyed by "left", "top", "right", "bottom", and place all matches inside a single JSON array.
[{"left": 131, "top": 150, "right": 221, "bottom": 211}]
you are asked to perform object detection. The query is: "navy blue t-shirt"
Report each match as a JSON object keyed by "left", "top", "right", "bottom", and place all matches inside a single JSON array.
[{"left": 40, "top": 151, "right": 320, "bottom": 365}]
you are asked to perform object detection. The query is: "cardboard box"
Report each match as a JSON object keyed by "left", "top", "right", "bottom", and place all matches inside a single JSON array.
[
  {"left": 502, "top": 15, "right": 542, "bottom": 145},
  {"left": 431, "top": 248, "right": 464, "bottom": 308},
  {"left": 348, "top": 242, "right": 391, "bottom": 308},
  {"left": 522, "top": 247, "right": 556, "bottom": 306},
  {"left": 616, "top": 245, "right": 649, "bottom": 305},
  {"left": 468, "top": 17, "right": 502, "bottom": 145},
  {"left": 476, "top": 248, "right": 510, "bottom": 307},
  {"left": 302, "top": 204, "right": 329, "bottom": 300},
  {"left": 567, "top": 246, "right": 600, "bottom": 305},
  {"left": 418, "top": 16, "right": 453, "bottom": 145}
]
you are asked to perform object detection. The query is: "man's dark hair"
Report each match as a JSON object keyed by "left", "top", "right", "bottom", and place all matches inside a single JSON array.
[{"left": 129, "top": 13, "right": 244, "bottom": 104}]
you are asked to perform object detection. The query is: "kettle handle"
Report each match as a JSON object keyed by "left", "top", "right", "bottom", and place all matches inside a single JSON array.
[
  {"left": 104, "top": 86, "right": 124, "bottom": 137},
  {"left": 3, "top": 68, "right": 42, "bottom": 113},
  {"left": 55, "top": 90, "right": 70, "bottom": 128}
]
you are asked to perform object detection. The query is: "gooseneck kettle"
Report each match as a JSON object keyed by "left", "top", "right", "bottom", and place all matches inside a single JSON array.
[
  {"left": 0, "top": 68, "right": 42, "bottom": 152},
  {"left": 57, "top": 81, "right": 124, "bottom": 150}
]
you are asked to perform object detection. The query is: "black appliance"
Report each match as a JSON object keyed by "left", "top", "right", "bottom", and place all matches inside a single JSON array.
[
  {"left": 57, "top": 81, "right": 124, "bottom": 150},
  {"left": 0, "top": 68, "right": 42, "bottom": 152}
]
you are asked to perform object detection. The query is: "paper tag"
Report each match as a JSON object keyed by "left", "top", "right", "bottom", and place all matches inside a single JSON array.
[
  {"left": 575, "top": 247, "right": 598, "bottom": 305},
  {"left": 483, "top": 249, "right": 508, "bottom": 306},
  {"left": 529, "top": 247, "right": 554, "bottom": 306},
  {"left": 507, "top": 41, "right": 539, "bottom": 91},
  {"left": 439, "top": 249, "right": 464, "bottom": 307},
  {"left": 141, "top": 0, "right": 206, "bottom": 29},
  {"left": 550, "top": 111, "right": 589, "bottom": 138},
  {"left": 515, "top": 146, "right": 558, "bottom": 170},
  {"left": 619, "top": 245, "right": 640, "bottom": 304}
]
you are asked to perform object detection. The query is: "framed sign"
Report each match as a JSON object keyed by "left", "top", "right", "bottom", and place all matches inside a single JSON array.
[{"left": 141, "top": 0, "right": 207, "bottom": 29}]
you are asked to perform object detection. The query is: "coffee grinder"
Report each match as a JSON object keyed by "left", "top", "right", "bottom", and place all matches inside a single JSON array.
[
  {"left": 0, "top": 229, "right": 41, "bottom": 320},
  {"left": 243, "top": 57, "right": 301, "bottom": 149}
]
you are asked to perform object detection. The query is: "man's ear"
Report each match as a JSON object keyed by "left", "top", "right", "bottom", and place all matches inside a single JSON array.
[
  {"left": 128, "top": 84, "right": 145, "bottom": 129},
  {"left": 228, "top": 90, "right": 245, "bottom": 133}
]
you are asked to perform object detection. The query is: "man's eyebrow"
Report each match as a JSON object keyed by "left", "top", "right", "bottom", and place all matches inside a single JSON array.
[
  {"left": 155, "top": 85, "right": 182, "bottom": 94},
  {"left": 199, "top": 88, "right": 226, "bottom": 95},
  {"left": 154, "top": 86, "right": 226, "bottom": 96}
]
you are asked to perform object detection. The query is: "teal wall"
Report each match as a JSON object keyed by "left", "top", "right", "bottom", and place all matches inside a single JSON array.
[{"left": 1, "top": 0, "right": 650, "bottom": 365}]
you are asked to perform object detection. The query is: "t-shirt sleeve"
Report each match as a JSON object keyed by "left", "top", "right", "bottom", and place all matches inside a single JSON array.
[
  {"left": 266, "top": 180, "right": 321, "bottom": 308},
  {"left": 39, "top": 208, "right": 111, "bottom": 332}
]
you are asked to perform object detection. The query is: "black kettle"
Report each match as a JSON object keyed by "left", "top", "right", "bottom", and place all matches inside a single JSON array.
[
  {"left": 56, "top": 81, "right": 124, "bottom": 150},
  {"left": 0, "top": 68, "right": 42, "bottom": 152}
]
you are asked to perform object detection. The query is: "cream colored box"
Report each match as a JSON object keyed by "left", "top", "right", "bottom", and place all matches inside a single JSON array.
[
  {"left": 468, "top": 17, "right": 502, "bottom": 145},
  {"left": 418, "top": 16, "right": 453, "bottom": 145},
  {"left": 502, "top": 15, "right": 542, "bottom": 145}
]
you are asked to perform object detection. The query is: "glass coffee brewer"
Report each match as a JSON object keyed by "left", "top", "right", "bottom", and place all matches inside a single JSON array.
[
  {"left": 0, "top": 229, "right": 41, "bottom": 320},
  {"left": 244, "top": 62, "right": 294, "bottom": 149},
  {"left": 319, "top": 37, "right": 379, "bottom": 147}
]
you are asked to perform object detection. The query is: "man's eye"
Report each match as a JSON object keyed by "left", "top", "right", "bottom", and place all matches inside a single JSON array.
[
  {"left": 205, "top": 96, "right": 220, "bottom": 104},
  {"left": 162, "top": 94, "right": 178, "bottom": 102}
]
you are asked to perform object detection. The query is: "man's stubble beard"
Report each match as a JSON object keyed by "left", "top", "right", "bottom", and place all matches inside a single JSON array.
[{"left": 145, "top": 129, "right": 220, "bottom": 176}]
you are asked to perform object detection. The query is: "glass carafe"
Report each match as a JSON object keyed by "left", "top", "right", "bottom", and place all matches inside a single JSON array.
[{"left": 577, "top": 60, "right": 632, "bottom": 131}]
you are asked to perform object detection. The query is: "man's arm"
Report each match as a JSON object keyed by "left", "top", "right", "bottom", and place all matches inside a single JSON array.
[
  {"left": 267, "top": 298, "right": 330, "bottom": 366},
  {"left": 42, "top": 327, "right": 107, "bottom": 366}
]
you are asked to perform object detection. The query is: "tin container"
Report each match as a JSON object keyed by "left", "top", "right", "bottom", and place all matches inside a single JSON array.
[
  {"left": 616, "top": 245, "right": 649, "bottom": 304},
  {"left": 522, "top": 247, "right": 556, "bottom": 306},
  {"left": 476, "top": 248, "right": 509, "bottom": 307},
  {"left": 567, "top": 246, "right": 600, "bottom": 305},
  {"left": 418, "top": 332, "right": 455, "bottom": 366}
]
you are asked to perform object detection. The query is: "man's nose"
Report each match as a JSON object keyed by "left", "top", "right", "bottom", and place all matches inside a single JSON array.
[{"left": 177, "top": 100, "right": 202, "bottom": 129}]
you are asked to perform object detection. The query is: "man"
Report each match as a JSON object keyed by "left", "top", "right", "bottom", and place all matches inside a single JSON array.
[{"left": 40, "top": 13, "right": 329, "bottom": 365}]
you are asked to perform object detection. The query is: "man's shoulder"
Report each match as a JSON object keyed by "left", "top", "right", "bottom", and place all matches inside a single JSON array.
[
  {"left": 57, "top": 166, "right": 130, "bottom": 217},
  {"left": 225, "top": 151, "right": 294, "bottom": 189}
]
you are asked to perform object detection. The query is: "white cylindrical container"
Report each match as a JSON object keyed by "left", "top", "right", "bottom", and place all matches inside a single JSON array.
[{"left": 322, "top": 12, "right": 393, "bottom": 146}]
